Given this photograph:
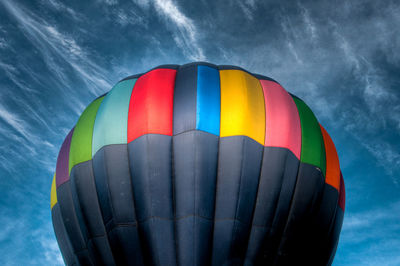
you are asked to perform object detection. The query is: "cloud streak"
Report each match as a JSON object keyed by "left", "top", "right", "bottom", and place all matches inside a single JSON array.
[{"left": 151, "top": 0, "right": 205, "bottom": 61}]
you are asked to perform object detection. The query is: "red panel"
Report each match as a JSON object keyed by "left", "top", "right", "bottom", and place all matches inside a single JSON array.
[
  {"left": 127, "top": 68, "right": 176, "bottom": 142},
  {"left": 338, "top": 173, "right": 345, "bottom": 212}
]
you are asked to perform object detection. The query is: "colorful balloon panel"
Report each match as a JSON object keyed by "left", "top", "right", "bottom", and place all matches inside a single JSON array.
[{"left": 51, "top": 62, "right": 345, "bottom": 265}]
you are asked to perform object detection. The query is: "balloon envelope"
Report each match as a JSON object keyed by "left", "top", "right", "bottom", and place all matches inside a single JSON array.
[{"left": 51, "top": 62, "right": 345, "bottom": 265}]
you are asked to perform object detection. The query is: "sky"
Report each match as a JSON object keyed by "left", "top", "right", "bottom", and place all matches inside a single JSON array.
[{"left": 0, "top": 0, "right": 399, "bottom": 265}]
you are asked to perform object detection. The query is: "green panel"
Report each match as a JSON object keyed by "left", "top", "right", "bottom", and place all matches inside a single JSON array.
[
  {"left": 69, "top": 96, "right": 105, "bottom": 173},
  {"left": 292, "top": 95, "right": 326, "bottom": 175}
]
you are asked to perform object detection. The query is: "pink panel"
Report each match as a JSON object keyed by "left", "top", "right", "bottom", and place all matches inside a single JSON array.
[{"left": 260, "top": 80, "right": 301, "bottom": 159}]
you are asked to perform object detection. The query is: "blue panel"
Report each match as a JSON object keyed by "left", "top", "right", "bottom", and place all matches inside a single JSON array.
[
  {"left": 196, "top": 65, "right": 220, "bottom": 135},
  {"left": 92, "top": 79, "right": 136, "bottom": 156}
]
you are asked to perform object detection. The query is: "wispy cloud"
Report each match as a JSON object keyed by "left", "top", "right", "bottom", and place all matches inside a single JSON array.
[
  {"left": 236, "top": 0, "right": 257, "bottom": 21},
  {"left": 298, "top": 3, "right": 317, "bottom": 41},
  {"left": 0, "top": 104, "right": 31, "bottom": 141},
  {"left": 45, "top": 0, "right": 82, "bottom": 21},
  {"left": 151, "top": 0, "right": 205, "bottom": 61},
  {"left": 337, "top": 201, "right": 400, "bottom": 265},
  {"left": 279, "top": 13, "right": 304, "bottom": 65},
  {"left": 37, "top": 230, "right": 64, "bottom": 265},
  {"left": 1, "top": 0, "right": 111, "bottom": 96}
]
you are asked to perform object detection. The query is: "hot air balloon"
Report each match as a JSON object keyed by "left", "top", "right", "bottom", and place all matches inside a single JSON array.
[{"left": 50, "top": 62, "right": 345, "bottom": 266}]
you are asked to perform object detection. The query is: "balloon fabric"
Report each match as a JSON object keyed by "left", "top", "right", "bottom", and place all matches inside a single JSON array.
[{"left": 50, "top": 62, "right": 345, "bottom": 266}]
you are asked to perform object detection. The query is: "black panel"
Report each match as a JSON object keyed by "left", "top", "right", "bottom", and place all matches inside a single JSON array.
[
  {"left": 101, "top": 145, "right": 137, "bottom": 223},
  {"left": 173, "top": 130, "right": 219, "bottom": 265},
  {"left": 92, "top": 148, "right": 112, "bottom": 226},
  {"left": 92, "top": 144, "right": 144, "bottom": 265},
  {"left": 128, "top": 134, "right": 177, "bottom": 266},
  {"left": 107, "top": 225, "right": 144, "bottom": 266},
  {"left": 308, "top": 184, "right": 339, "bottom": 265},
  {"left": 74, "top": 248, "right": 93, "bottom": 266},
  {"left": 120, "top": 73, "right": 142, "bottom": 82},
  {"left": 273, "top": 163, "right": 325, "bottom": 265},
  {"left": 182, "top": 61, "right": 218, "bottom": 68},
  {"left": 245, "top": 147, "right": 299, "bottom": 265},
  {"left": 70, "top": 161, "right": 115, "bottom": 264},
  {"left": 151, "top": 64, "right": 180, "bottom": 70},
  {"left": 69, "top": 166, "right": 103, "bottom": 265},
  {"left": 52, "top": 203, "right": 77, "bottom": 265},
  {"left": 57, "top": 181, "right": 91, "bottom": 261},
  {"left": 211, "top": 136, "right": 264, "bottom": 265},
  {"left": 327, "top": 207, "right": 344, "bottom": 265},
  {"left": 173, "top": 64, "right": 198, "bottom": 135}
]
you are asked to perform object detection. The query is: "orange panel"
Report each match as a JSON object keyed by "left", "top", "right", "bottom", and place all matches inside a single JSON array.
[{"left": 320, "top": 125, "right": 340, "bottom": 190}]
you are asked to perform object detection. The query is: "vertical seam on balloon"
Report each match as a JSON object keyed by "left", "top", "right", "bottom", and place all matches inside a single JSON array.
[
  {"left": 99, "top": 148, "right": 118, "bottom": 264},
  {"left": 125, "top": 74, "right": 146, "bottom": 265},
  {"left": 323, "top": 185, "right": 340, "bottom": 264},
  {"left": 272, "top": 162, "right": 301, "bottom": 264},
  {"left": 229, "top": 136, "right": 245, "bottom": 261},
  {"left": 124, "top": 141, "right": 145, "bottom": 264},
  {"left": 56, "top": 183, "right": 82, "bottom": 263},
  {"left": 146, "top": 135, "right": 160, "bottom": 266},
  {"left": 103, "top": 150, "right": 116, "bottom": 228},
  {"left": 209, "top": 66, "right": 222, "bottom": 265},
  {"left": 325, "top": 191, "right": 342, "bottom": 264},
  {"left": 193, "top": 65, "right": 198, "bottom": 266},
  {"left": 86, "top": 96, "right": 113, "bottom": 249},
  {"left": 271, "top": 94, "right": 303, "bottom": 264},
  {"left": 243, "top": 77, "right": 266, "bottom": 262},
  {"left": 315, "top": 129, "right": 341, "bottom": 264},
  {"left": 193, "top": 130, "right": 197, "bottom": 266},
  {"left": 68, "top": 175, "right": 91, "bottom": 260},
  {"left": 88, "top": 95, "right": 116, "bottom": 263},
  {"left": 171, "top": 67, "right": 179, "bottom": 266},
  {"left": 89, "top": 95, "right": 116, "bottom": 254},
  {"left": 57, "top": 130, "right": 88, "bottom": 258},
  {"left": 52, "top": 204, "right": 76, "bottom": 264},
  {"left": 195, "top": 65, "right": 200, "bottom": 131},
  {"left": 71, "top": 165, "right": 99, "bottom": 261}
]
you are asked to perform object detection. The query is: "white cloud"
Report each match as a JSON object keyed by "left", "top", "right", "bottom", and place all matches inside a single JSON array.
[
  {"left": 279, "top": 14, "right": 304, "bottom": 65},
  {"left": 236, "top": 0, "right": 257, "bottom": 21},
  {"left": 152, "top": 0, "right": 205, "bottom": 61},
  {"left": 338, "top": 201, "right": 400, "bottom": 265},
  {"left": 299, "top": 3, "right": 317, "bottom": 41},
  {"left": 39, "top": 234, "right": 64, "bottom": 265},
  {"left": 0, "top": 104, "right": 30, "bottom": 141},
  {"left": 1, "top": 0, "right": 111, "bottom": 96},
  {"left": 45, "top": 0, "right": 82, "bottom": 21}
]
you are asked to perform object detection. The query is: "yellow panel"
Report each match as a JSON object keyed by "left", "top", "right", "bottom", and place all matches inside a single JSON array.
[
  {"left": 220, "top": 70, "right": 265, "bottom": 145},
  {"left": 50, "top": 174, "right": 57, "bottom": 209}
]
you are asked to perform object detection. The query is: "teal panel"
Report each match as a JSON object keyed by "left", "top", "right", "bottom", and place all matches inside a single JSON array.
[{"left": 92, "top": 79, "right": 137, "bottom": 156}]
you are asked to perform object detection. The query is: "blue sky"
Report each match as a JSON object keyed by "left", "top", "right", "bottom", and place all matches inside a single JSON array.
[{"left": 0, "top": 0, "right": 399, "bottom": 265}]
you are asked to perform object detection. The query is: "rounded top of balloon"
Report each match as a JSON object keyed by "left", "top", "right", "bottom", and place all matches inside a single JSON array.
[{"left": 50, "top": 62, "right": 345, "bottom": 265}]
